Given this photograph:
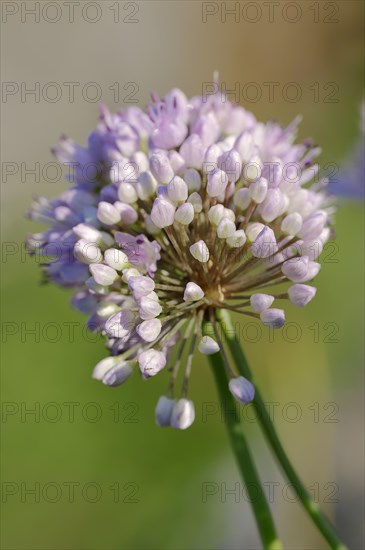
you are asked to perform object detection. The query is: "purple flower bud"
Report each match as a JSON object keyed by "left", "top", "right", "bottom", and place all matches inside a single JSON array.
[
  {"left": 155, "top": 396, "right": 175, "bottom": 427},
  {"left": 150, "top": 151, "right": 174, "bottom": 184},
  {"left": 138, "top": 349, "right": 166, "bottom": 377},
  {"left": 251, "top": 227, "right": 278, "bottom": 258},
  {"left": 250, "top": 293, "right": 274, "bottom": 312},
  {"left": 138, "top": 296, "right": 162, "bottom": 320},
  {"left": 282, "top": 256, "right": 309, "bottom": 282},
  {"left": 168, "top": 150, "right": 186, "bottom": 175},
  {"left": 184, "top": 169, "right": 201, "bottom": 191},
  {"left": 299, "top": 211, "right": 327, "bottom": 240},
  {"left": 105, "top": 310, "right": 135, "bottom": 338},
  {"left": 114, "top": 202, "right": 138, "bottom": 225},
  {"left": 92, "top": 356, "right": 133, "bottom": 387},
  {"left": 170, "top": 399, "right": 195, "bottom": 430},
  {"left": 128, "top": 275, "right": 155, "bottom": 299},
  {"left": 260, "top": 308, "right": 285, "bottom": 328},
  {"left": 288, "top": 284, "right": 317, "bottom": 307},
  {"left": 207, "top": 169, "right": 229, "bottom": 198},
  {"left": 150, "top": 198, "right": 176, "bottom": 228},
  {"left": 260, "top": 189, "right": 286, "bottom": 223},
  {"left": 136, "top": 319, "right": 162, "bottom": 342},
  {"left": 229, "top": 376, "right": 255, "bottom": 404},
  {"left": 89, "top": 264, "right": 118, "bottom": 286},
  {"left": 218, "top": 149, "right": 242, "bottom": 182}
]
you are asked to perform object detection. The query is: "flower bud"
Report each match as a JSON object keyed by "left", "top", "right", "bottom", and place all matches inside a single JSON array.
[
  {"left": 244, "top": 155, "right": 262, "bottom": 181},
  {"left": 74, "top": 239, "right": 103, "bottom": 264},
  {"left": 73, "top": 223, "right": 102, "bottom": 244},
  {"left": 218, "top": 149, "right": 242, "bottom": 182},
  {"left": 229, "top": 376, "right": 255, "bottom": 404},
  {"left": 117, "top": 182, "right": 138, "bottom": 204},
  {"left": 104, "top": 248, "right": 129, "bottom": 271},
  {"left": 208, "top": 204, "right": 225, "bottom": 225},
  {"left": 138, "top": 296, "right": 162, "bottom": 320},
  {"left": 97, "top": 201, "right": 121, "bottom": 225},
  {"left": 207, "top": 169, "right": 229, "bottom": 198},
  {"left": 168, "top": 150, "right": 186, "bottom": 174},
  {"left": 189, "top": 240, "right": 210, "bottom": 263},
  {"left": 226, "top": 230, "right": 247, "bottom": 248},
  {"left": 188, "top": 192, "right": 203, "bottom": 213},
  {"left": 170, "top": 399, "right": 195, "bottom": 430},
  {"left": 174, "top": 203, "right": 194, "bottom": 225},
  {"left": 299, "top": 211, "right": 327, "bottom": 240},
  {"left": 246, "top": 222, "right": 265, "bottom": 242},
  {"left": 183, "top": 282, "right": 204, "bottom": 302},
  {"left": 251, "top": 227, "right": 278, "bottom": 258},
  {"left": 92, "top": 356, "right": 133, "bottom": 387},
  {"left": 136, "top": 319, "right": 162, "bottom": 342},
  {"left": 114, "top": 202, "right": 138, "bottom": 225},
  {"left": 249, "top": 177, "right": 268, "bottom": 204},
  {"left": 150, "top": 151, "right": 174, "bottom": 184},
  {"left": 167, "top": 176, "right": 188, "bottom": 202},
  {"left": 184, "top": 169, "right": 201, "bottom": 191},
  {"left": 203, "top": 144, "right": 222, "bottom": 172},
  {"left": 250, "top": 293, "right": 274, "bottom": 312},
  {"left": 282, "top": 256, "right": 309, "bottom": 282},
  {"left": 233, "top": 188, "right": 251, "bottom": 210},
  {"left": 150, "top": 198, "right": 176, "bottom": 228},
  {"left": 260, "top": 189, "right": 286, "bottom": 222},
  {"left": 198, "top": 336, "right": 220, "bottom": 355},
  {"left": 139, "top": 349, "right": 166, "bottom": 377},
  {"left": 288, "top": 284, "right": 317, "bottom": 307},
  {"left": 136, "top": 171, "right": 157, "bottom": 200},
  {"left": 281, "top": 213, "right": 303, "bottom": 235},
  {"left": 105, "top": 310, "right": 135, "bottom": 338},
  {"left": 155, "top": 396, "right": 175, "bottom": 427},
  {"left": 179, "top": 135, "right": 204, "bottom": 169},
  {"left": 128, "top": 275, "right": 155, "bottom": 299},
  {"left": 217, "top": 217, "right": 236, "bottom": 239},
  {"left": 260, "top": 308, "right": 285, "bottom": 328},
  {"left": 89, "top": 264, "right": 118, "bottom": 286}
]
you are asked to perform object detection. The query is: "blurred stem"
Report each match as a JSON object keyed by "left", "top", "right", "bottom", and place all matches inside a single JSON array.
[
  {"left": 217, "top": 308, "right": 347, "bottom": 550},
  {"left": 207, "top": 326, "right": 283, "bottom": 550}
]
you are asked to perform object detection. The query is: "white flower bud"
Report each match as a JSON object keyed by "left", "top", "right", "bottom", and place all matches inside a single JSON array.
[
  {"left": 104, "top": 248, "right": 129, "bottom": 271},
  {"left": 188, "top": 192, "right": 203, "bottom": 213},
  {"left": 97, "top": 201, "right": 121, "bottom": 225},
  {"left": 150, "top": 151, "right": 174, "bottom": 184},
  {"left": 117, "top": 182, "right": 138, "bottom": 204},
  {"left": 246, "top": 222, "right": 265, "bottom": 242},
  {"left": 174, "top": 203, "right": 194, "bottom": 225},
  {"left": 114, "top": 202, "right": 138, "bottom": 225},
  {"left": 183, "top": 282, "right": 204, "bottom": 302},
  {"left": 105, "top": 310, "right": 135, "bottom": 338},
  {"left": 281, "top": 213, "right": 303, "bottom": 235},
  {"left": 138, "top": 349, "right": 166, "bottom": 377},
  {"left": 170, "top": 399, "right": 195, "bottom": 430},
  {"left": 150, "top": 198, "right": 176, "bottom": 228},
  {"left": 244, "top": 154, "right": 262, "bottom": 181},
  {"left": 74, "top": 239, "right": 103, "bottom": 264},
  {"left": 136, "top": 319, "right": 162, "bottom": 342},
  {"left": 207, "top": 169, "right": 228, "bottom": 197},
  {"left": 234, "top": 188, "right": 251, "bottom": 210},
  {"left": 226, "top": 230, "right": 247, "bottom": 248},
  {"left": 208, "top": 204, "right": 225, "bottom": 225},
  {"left": 167, "top": 176, "right": 188, "bottom": 203},
  {"left": 121, "top": 268, "right": 140, "bottom": 283},
  {"left": 138, "top": 296, "right": 162, "bottom": 320},
  {"left": 217, "top": 217, "right": 236, "bottom": 239},
  {"left": 198, "top": 336, "right": 220, "bottom": 355},
  {"left": 92, "top": 356, "right": 133, "bottom": 387},
  {"left": 89, "top": 264, "right": 118, "bottom": 286},
  {"left": 249, "top": 177, "right": 268, "bottom": 204},
  {"left": 189, "top": 240, "right": 210, "bottom": 263},
  {"left": 136, "top": 171, "right": 157, "bottom": 200},
  {"left": 184, "top": 169, "right": 202, "bottom": 191}
]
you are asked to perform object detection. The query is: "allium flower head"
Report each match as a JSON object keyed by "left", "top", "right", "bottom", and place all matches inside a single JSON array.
[{"left": 27, "top": 84, "right": 334, "bottom": 429}]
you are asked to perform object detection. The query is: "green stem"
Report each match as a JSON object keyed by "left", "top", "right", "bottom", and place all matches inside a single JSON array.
[
  {"left": 217, "top": 308, "right": 347, "bottom": 550},
  {"left": 208, "top": 333, "right": 283, "bottom": 550}
]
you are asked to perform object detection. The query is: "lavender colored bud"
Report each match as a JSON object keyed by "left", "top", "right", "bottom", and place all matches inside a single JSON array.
[
  {"left": 198, "top": 336, "right": 220, "bottom": 355},
  {"left": 299, "top": 211, "right": 327, "bottom": 240},
  {"left": 170, "top": 399, "right": 195, "bottom": 430},
  {"left": 136, "top": 319, "right": 162, "bottom": 342},
  {"left": 226, "top": 230, "right": 247, "bottom": 248},
  {"left": 189, "top": 240, "right": 210, "bottom": 263},
  {"left": 121, "top": 268, "right": 140, "bottom": 283},
  {"left": 282, "top": 256, "right": 309, "bottom": 282},
  {"left": 138, "top": 349, "right": 166, "bottom": 377},
  {"left": 136, "top": 171, "right": 157, "bottom": 200},
  {"left": 138, "top": 296, "right": 162, "bottom": 320},
  {"left": 229, "top": 376, "right": 255, "bottom": 404},
  {"left": 203, "top": 144, "right": 222, "bottom": 172},
  {"left": 174, "top": 203, "right": 194, "bottom": 225},
  {"left": 131, "top": 151, "right": 149, "bottom": 173},
  {"left": 218, "top": 149, "right": 242, "bottom": 182},
  {"left": 217, "top": 217, "right": 236, "bottom": 239},
  {"left": 114, "top": 202, "right": 138, "bottom": 225},
  {"left": 260, "top": 189, "right": 286, "bottom": 223},
  {"left": 150, "top": 198, "right": 176, "bottom": 228},
  {"left": 104, "top": 248, "right": 129, "bottom": 271},
  {"left": 92, "top": 356, "right": 133, "bottom": 387},
  {"left": 281, "top": 213, "right": 303, "bottom": 235},
  {"left": 208, "top": 204, "right": 225, "bottom": 225},
  {"left": 150, "top": 152, "right": 174, "bottom": 184},
  {"left": 74, "top": 239, "right": 103, "bottom": 264},
  {"left": 155, "top": 396, "right": 175, "bottom": 427},
  {"left": 105, "top": 310, "right": 135, "bottom": 338},
  {"left": 244, "top": 155, "right": 263, "bottom": 181},
  {"left": 300, "top": 261, "right": 321, "bottom": 282},
  {"left": 300, "top": 239, "right": 323, "bottom": 260},
  {"left": 250, "top": 293, "right": 274, "bottom": 312},
  {"left": 188, "top": 192, "right": 203, "bottom": 213},
  {"left": 233, "top": 188, "right": 251, "bottom": 210},
  {"left": 117, "top": 182, "right": 138, "bottom": 204},
  {"left": 246, "top": 222, "right": 265, "bottom": 242},
  {"left": 97, "top": 201, "right": 121, "bottom": 226},
  {"left": 128, "top": 275, "right": 155, "bottom": 299},
  {"left": 179, "top": 135, "right": 204, "bottom": 169},
  {"left": 207, "top": 169, "right": 229, "bottom": 198},
  {"left": 260, "top": 308, "right": 285, "bottom": 328},
  {"left": 144, "top": 215, "right": 160, "bottom": 234},
  {"left": 251, "top": 227, "right": 278, "bottom": 259},
  {"left": 183, "top": 282, "right": 204, "bottom": 302},
  {"left": 184, "top": 169, "right": 202, "bottom": 191},
  {"left": 167, "top": 176, "right": 188, "bottom": 203},
  {"left": 168, "top": 150, "right": 186, "bottom": 174},
  {"left": 288, "top": 284, "right": 317, "bottom": 307},
  {"left": 249, "top": 177, "right": 268, "bottom": 204},
  {"left": 89, "top": 263, "right": 118, "bottom": 286}
]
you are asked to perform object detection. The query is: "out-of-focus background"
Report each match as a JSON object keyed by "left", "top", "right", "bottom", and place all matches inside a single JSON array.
[{"left": 1, "top": 1, "right": 364, "bottom": 548}]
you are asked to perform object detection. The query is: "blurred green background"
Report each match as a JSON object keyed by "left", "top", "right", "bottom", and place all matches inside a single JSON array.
[{"left": 1, "top": 1, "right": 364, "bottom": 548}]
